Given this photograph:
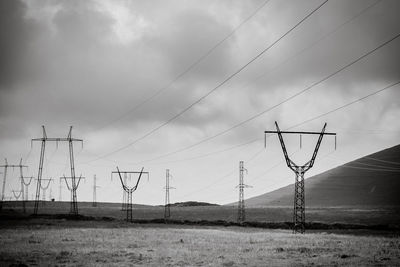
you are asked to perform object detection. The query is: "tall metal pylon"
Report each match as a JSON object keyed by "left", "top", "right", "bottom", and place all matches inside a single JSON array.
[
  {"left": 38, "top": 178, "right": 52, "bottom": 206},
  {"left": 164, "top": 169, "right": 175, "bottom": 221},
  {"left": 21, "top": 174, "right": 34, "bottom": 213},
  {"left": 0, "top": 158, "right": 27, "bottom": 211},
  {"left": 61, "top": 175, "right": 85, "bottom": 215},
  {"left": 12, "top": 189, "right": 22, "bottom": 200},
  {"left": 236, "top": 161, "right": 251, "bottom": 224},
  {"left": 92, "top": 174, "right": 100, "bottom": 207},
  {"left": 31, "top": 126, "right": 83, "bottom": 215},
  {"left": 112, "top": 167, "right": 149, "bottom": 222},
  {"left": 265, "top": 121, "right": 336, "bottom": 234}
]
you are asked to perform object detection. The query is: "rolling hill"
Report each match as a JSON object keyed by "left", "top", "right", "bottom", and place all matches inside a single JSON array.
[{"left": 245, "top": 144, "right": 400, "bottom": 207}]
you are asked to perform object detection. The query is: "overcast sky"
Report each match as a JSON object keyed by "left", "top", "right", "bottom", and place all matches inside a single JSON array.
[{"left": 1, "top": 0, "right": 399, "bottom": 206}]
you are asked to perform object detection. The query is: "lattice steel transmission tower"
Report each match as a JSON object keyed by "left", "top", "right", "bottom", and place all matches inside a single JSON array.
[
  {"left": 21, "top": 173, "right": 34, "bottom": 213},
  {"left": 92, "top": 174, "right": 100, "bottom": 207},
  {"left": 59, "top": 177, "right": 63, "bottom": 202},
  {"left": 236, "top": 161, "right": 251, "bottom": 224},
  {"left": 38, "top": 178, "right": 52, "bottom": 206},
  {"left": 31, "top": 126, "right": 83, "bottom": 215},
  {"left": 0, "top": 159, "right": 27, "bottom": 211},
  {"left": 61, "top": 175, "right": 85, "bottom": 215},
  {"left": 12, "top": 189, "right": 22, "bottom": 201},
  {"left": 112, "top": 167, "right": 148, "bottom": 222},
  {"left": 164, "top": 169, "right": 175, "bottom": 221},
  {"left": 265, "top": 121, "right": 336, "bottom": 234}
]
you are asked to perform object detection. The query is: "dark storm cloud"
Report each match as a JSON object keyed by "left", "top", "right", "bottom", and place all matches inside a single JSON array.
[
  {"left": 0, "top": 0, "right": 399, "bottom": 141},
  {"left": 0, "top": 0, "right": 37, "bottom": 90}
]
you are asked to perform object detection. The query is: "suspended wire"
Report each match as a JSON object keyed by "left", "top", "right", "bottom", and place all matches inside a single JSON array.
[
  {"left": 83, "top": 0, "right": 329, "bottom": 164},
  {"left": 364, "top": 156, "right": 400, "bottom": 166},
  {"left": 136, "top": 138, "right": 261, "bottom": 165},
  {"left": 120, "top": 37, "right": 400, "bottom": 166},
  {"left": 175, "top": 145, "right": 266, "bottom": 199},
  {"left": 350, "top": 161, "right": 400, "bottom": 171},
  {"left": 100, "top": 79, "right": 399, "bottom": 169},
  {"left": 342, "top": 165, "right": 400, "bottom": 172},
  {"left": 87, "top": 0, "right": 272, "bottom": 133},
  {"left": 288, "top": 80, "right": 400, "bottom": 130},
  {"left": 235, "top": 0, "right": 383, "bottom": 95}
]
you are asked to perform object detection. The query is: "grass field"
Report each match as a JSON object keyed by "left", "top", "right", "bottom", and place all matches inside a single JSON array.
[
  {"left": 0, "top": 219, "right": 399, "bottom": 266},
  {"left": 3, "top": 201, "right": 400, "bottom": 226}
]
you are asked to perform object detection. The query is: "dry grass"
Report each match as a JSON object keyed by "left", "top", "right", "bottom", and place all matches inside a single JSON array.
[{"left": 0, "top": 222, "right": 399, "bottom": 266}]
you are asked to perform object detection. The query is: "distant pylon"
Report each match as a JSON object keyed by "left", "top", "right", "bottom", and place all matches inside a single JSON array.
[
  {"left": 21, "top": 175, "right": 34, "bottom": 213},
  {"left": 59, "top": 177, "right": 62, "bottom": 202},
  {"left": 38, "top": 178, "right": 52, "bottom": 207},
  {"left": 92, "top": 174, "right": 100, "bottom": 207},
  {"left": 61, "top": 175, "right": 85, "bottom": 215},
  {"left": 0, "top": 158, "right": 27, "bottom": 211},
  {"left": 264, "top": 121, "right": 336, "bottom": 234},
  {"left": 164, "top": 169, "right": 175, "bottom": 221},
  {"left": 236, "top": 161, "right": 251, "bottom": 224},
  {"left": 112, "top": 167, "right": 149, "bottom": 222}
]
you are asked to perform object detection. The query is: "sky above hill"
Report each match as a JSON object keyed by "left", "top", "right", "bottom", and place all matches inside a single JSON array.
[{"left": 0, "top": 0, "right": 399, "bottom": 205}]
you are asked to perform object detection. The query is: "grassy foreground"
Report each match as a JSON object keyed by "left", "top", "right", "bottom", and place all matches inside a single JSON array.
[{"left": 0, "top": 220, "right": 399, "bottom": 266}]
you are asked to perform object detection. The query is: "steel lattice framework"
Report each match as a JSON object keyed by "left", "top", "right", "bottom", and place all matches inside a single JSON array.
[
  {"left": 265, "top": 121, "right": 336, "bottom": 234},
  {"left": 236, "top": 161, "right": 251, "bottom": 224},
  {"left": 31, "top": 126, "right": 83, "bottom": 215},
  {"left": 0, "top": 158, "right": 27, "bottom": 211},
  {"left": 112, "top": 167, "right": 148, "bottom": 222},
  {"left": 164, "top": 169, "right": 175, "bottom": 221},
  {"left": 92, "top": 174, "right": 100, "bottom": 207},
  {"left": 61, "top": 175, "right": 85, "bottom": 215}
]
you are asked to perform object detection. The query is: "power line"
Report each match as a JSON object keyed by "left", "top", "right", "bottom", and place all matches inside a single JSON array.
[
  {"left": 342, "top": 165, "right": 400, "bottom": 172},
  {"left": 121, "top": 36, "right": 400, "bottom": 165},
  {"left": 83, "top": 0, "right": 329, "bottom": 164},
  {"left": 235, "top": 0, "right": 383, "bottom": 95},
  {"left": 288, "top": 80, "right": 400, "bottom": 130},
  {"left": 169, "top": 77, "right": 399, "bottom": 201},
  {"left": 364, "top": 156, "right": 400, "bottom": 166},
  {"left": 86, "top": 0, "right": 272, "bottom": 133}
]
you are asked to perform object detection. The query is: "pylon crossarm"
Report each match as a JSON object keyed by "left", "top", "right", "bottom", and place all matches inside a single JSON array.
[
  {"left": 12, "top": 190, "right": 22, "bottom": 199},
  {"left": 61, "top": 176, "right": 85, "bottom": 191},
  {"left": 21, "top": 176, "right": 34, "bottom": 186},
  {"left": 114, "top": 167, "right": 149, "bottom": 191},
  {"left": 39, "top": 179, "right": 52, "bottom": 190}
]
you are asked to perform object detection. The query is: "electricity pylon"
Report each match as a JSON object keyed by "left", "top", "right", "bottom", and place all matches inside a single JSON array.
[
  {"left": 264, "top": 121, "right": 336, "bottom": 234},
  {"left": 112, "top": 167, "right": 149, "bottom": 222},
  {"left": 38, "top": 178, "right": 52, "bottom": 206},
  {"left": 59, "top": 177, "right": 62, "bottom": 202},
  {"left": 236, "top": 161, "right": 251, "bottom": 224},
  {"left": 21, "top": 175, "right": 34, "bottom": 213},
  {"left": 0, "top": 158, "right": 27, "bottom": 211},
  {"left": 61, "top": 175, "right": 85, "bottom": 215},
  {"left": 164, "top": 169, "right": 175, "bottom": 221},
  {"left": 31, "top": 126, "right": 83, "bottom": 215},
  {"left": 92, "top": 174, "right": 100, "bottom": 207},
  {"left": 12, "top": 189, "right": 22, "bottom": 201}
]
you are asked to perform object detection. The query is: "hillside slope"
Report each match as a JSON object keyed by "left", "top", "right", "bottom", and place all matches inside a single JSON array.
[{"left": 245, "top": 144, "right": 400, "bottom": 207}]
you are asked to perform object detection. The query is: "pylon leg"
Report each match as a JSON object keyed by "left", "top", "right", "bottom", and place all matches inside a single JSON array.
[
  {"left": 293, "top": 169, "right": 305, "bottom": 234},
  {"left": 34, "top": 140, "right": 46, "bottom": 215}
]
